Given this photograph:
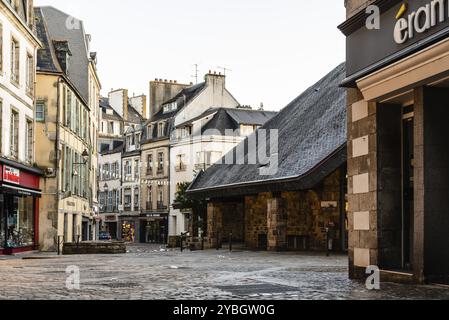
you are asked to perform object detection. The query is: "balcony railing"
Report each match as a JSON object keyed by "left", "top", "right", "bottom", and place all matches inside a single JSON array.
[
  {"left": 175, "top": 164, "right": 187, "bottom": 172},
  {"left": 157, "top": 202, "right": 167, "bottom": 210}
]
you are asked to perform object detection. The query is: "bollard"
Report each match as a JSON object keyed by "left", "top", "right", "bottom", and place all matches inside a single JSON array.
[
  {"left": 229, "top": 233, "right": 233, "bottom": 252},
  {"left": 325, "top": 228, "right": 330, "bottom": 257},
  {"left": 57, "top": 236, "right": 64, "bottom": 256},
  {"left": 216, "top": 231, "right": 220, "bottom": 250},
  {"left": 180, "top": 233, "right": 184, "bottom": 252},
  {"left": 201, "top": 236, "right": 205, "bottom": 251}
]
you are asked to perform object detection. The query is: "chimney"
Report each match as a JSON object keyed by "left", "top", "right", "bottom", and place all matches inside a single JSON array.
[
  {"left": 52, "top": 40, "right": 72, "bottom": 74},
  {"left": 130, "top": 94, "right": 148, "bottom": 120},
  {"left": 149, "top": 79, "right": 190, "bottom": 118},
  {"left": 204, "top": 71, "right": 225, "bottom": 91},
  {"left": 108, "top": 89, "right": 128, "bottom": 120}
]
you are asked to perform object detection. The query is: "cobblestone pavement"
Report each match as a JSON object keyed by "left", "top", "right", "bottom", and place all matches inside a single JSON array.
[{"left": 1, "top": 244, "right": 449, "bottom": 300}]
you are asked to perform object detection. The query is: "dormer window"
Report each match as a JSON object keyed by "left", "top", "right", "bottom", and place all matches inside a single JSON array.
[
  {"left": 53, "top": 40, "right": 72, "bottom": 74},
  {"left": 158, "top": 122, "right": 165, "bottom": 137},
  {"left": 147, "top": 124, "right": 153, "bottom": 139},
  {"left": 163, "top": 102, "right": 177, "bottom": 114}
]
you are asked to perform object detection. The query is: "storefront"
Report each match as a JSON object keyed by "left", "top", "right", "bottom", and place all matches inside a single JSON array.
[
  {"left": 340, "top": 0, "right": 449, "bottom": 284},
  {"left": 139, "top": 214, "right": 168, "bottom": 244},
  {"left": 0, "top": 160, "right": 42, "bottom": 255},
  {"left": 101, "top": 214, "right": 118, "bottom": 239},
  {"left": 120, "top": 219, "right": 137, "bottom": 242}
]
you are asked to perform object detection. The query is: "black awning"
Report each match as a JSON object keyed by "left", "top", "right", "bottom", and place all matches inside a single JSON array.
[{"left": 0, "top": 183, "right": 42, "bottom": 197}]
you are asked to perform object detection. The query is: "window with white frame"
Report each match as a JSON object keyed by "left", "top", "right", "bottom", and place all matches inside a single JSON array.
[
  {"left": 157, "top": 152, "right": 164, "bottom": 172},
  {"left": 26, "top": 53, "right": 34, "bottom": 96},
  {"left": 10, "top": 109, "right": 19, "bottom": 159},
  {"left": 25, "top": 119, "right": 33, "bottom": 163},
  {"left": 11, "top": 38, "right": 19, "bottom": 85},
  {"left": 35, "top": 102, "right": 45, "bottom": 121}
]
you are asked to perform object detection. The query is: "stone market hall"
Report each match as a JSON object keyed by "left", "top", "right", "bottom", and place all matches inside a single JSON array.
[{"left": 188, "top": 64, "right": 348, "bottom": 253}]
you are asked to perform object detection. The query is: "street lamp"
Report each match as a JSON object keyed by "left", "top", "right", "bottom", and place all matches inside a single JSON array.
[{"left": 72, "top": 149, "right": 89, "bottom": 176}]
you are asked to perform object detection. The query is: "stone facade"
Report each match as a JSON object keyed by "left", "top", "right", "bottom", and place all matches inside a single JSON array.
[
  {"left": 346, "top": 89, "right": 379, "bottom": 278},
  {"left": 205, "top": 169, "right": 346, "bottom": 252}
]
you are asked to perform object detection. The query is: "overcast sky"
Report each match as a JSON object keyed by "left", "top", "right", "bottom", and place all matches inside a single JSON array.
[{"left": 34, "top": 0, "right": 346, "bottom": 111}]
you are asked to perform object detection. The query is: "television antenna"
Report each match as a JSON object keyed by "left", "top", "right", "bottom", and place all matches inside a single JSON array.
[
  {"left": 191, "top": 64, "right": 199, "bottom": 84},
  {"left": 217, "top": 66, "right": 232, "bottom": 76}
]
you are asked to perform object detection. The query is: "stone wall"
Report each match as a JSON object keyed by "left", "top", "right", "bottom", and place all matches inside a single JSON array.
[
  {"left": 244, "top": 193, "right": 269, "bottom": 249},
  {"left": 63, "top": 242, "right": 126, "bottom": 255},
  {"left": 205, "top": 169, "right": 345, "bottom": 252}
]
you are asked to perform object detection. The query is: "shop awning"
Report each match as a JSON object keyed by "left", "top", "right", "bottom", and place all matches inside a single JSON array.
[{"left": 0, "top": 183, "right": 42, "bottom": 197}]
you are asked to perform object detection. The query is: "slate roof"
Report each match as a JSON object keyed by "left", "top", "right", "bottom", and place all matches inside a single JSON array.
[
  {"left": 126, "top": 104, "right": 144, "bottom": 124},
  {"left": 37, "top": 6, "right": 91, "bottom": 102},
  {"left": 163, "top": 82, "right": 206, "bottom": 109},
  {"left": 174, "top": 107, "right": 277, "bottom": 135},
  {"left": 35, "top": 8, "right": 61, "bottom": 73},
  {"left": 100, "top": 142, "right": 124, "bottom": 156},
  {"left": 201, "top": 108, "right": 277, "bottom": 135},
  {"left": 100, "top": 97, "right": 123, "bottom": 121},
  {"left": 140, "top": 83, "right": 206, "bottom": 144},
  {"left": 188, "top": 63, "right": 347, "bottom": 197}
]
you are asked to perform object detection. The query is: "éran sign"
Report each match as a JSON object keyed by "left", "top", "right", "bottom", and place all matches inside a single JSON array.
[
  {"left": 394, "top": 0, "right": 449, "bottom": 44},
  {"left": 344, "top": 0, "right": 449, "bottom": 82}
]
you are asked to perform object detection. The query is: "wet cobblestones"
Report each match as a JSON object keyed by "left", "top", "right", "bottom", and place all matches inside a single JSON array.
[{"left": 1, "top": 244, "right": 449, "bottom": 300}]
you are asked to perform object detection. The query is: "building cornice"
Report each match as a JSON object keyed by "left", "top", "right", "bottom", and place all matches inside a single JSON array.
[{"left": 338, "top": 0, "right": 401, "bottom": 36}]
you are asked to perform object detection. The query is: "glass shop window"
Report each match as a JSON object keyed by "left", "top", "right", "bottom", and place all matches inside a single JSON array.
[
  {"left": 5, "top": 196, "right": 34, "bottom": 248},
  {"left": 0, "top": 196, "right": 5, "bottom": 249}
]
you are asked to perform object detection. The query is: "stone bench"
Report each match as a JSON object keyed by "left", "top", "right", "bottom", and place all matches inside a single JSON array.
[{"left": 62, "top": 241, "right": 127, "bottom": 255}]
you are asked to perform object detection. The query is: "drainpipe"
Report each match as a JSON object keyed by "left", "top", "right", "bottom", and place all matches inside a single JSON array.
[
  {"left": 55, "top": 77, "right": 62, "bottom": 249},
  {"left": 340, "top": 165, "right": 347, "bottom": 252}
]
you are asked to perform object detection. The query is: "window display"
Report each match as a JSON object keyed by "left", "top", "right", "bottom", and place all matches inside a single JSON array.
[
  {"left": 5, "top": 196, "right": 34, "bottom": 248},
  {"left": 122, "top": 222, "right": 135, "bottom": 242}
]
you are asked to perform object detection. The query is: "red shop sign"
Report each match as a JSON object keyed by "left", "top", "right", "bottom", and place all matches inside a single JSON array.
[{"left": 3, "top": 166, "right": 20, "bottom": 185}]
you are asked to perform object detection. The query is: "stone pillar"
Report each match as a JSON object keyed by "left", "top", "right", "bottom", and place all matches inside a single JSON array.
[
  {"left": 347, "top": 88, "right": 379, "bottom": 279},
  {"left": 267, "top": 196, "right": 287, "bottom": 251},
  {"left": 206, "top": 202, "right": 222, "bottom": 249}
]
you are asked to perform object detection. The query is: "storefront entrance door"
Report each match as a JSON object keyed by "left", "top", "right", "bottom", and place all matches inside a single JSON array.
[
  {"left": 402, "top": 112, "right": 414, "bottom": 271},
  {"left": 142, "top": 221, "right": 162, "bottom": 243}
]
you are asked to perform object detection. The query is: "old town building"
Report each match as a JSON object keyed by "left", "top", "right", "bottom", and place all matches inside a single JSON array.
[
  {"left": 188, "top": 64, "right": 347, "bottom": 252},
  {"left": 169, "top": 71, "right": 268, "bottom": 237},
  {"left": 98, "top": 97, "right": 124, "bottom": 239},
  {"left": 34, "top": 6, "right": 100, "bottom": 251},
  {"left": 0, "top": 0, "right": 42, "bottom": 255},
  {"left": 97, "top": 89, "right": 145, "bottom": 242},
  {"left": 139, "top": 79, "right": 191, "bottom": 244},
  {"left": 98, "top": 144, "right": 122, "bottom": 240},
  {"left": 340, "top": 0, "right": 449, "bottom": 284}
]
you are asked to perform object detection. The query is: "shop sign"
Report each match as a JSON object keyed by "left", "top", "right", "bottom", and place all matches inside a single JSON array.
[
  {"left": 394, "top": 0, "right": 449, "bottom": 44},
  {"left": 3, "top": 166, "right": 20, "bottom": 185},
  {"left": 105, "top": 215, "right": 117, "bottom": 222},
  {"left": 344, "top": 0, "right": 449, "bottom": 80}
]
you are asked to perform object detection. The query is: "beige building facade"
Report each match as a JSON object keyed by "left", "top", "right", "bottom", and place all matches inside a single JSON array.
[{"left": 34, "top": 7, "right": 100, "bottom": 251}]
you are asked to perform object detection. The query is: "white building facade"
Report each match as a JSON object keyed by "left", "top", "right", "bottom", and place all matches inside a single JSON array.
[
  {"left": 0, "top": 0, "right": 41, "bottom": 255},
  {"left": 0, "top": 0, "right": 39, "bottom": 163},
  {"left": 168, "top": 72, "right": 241, "bottom": 236}
]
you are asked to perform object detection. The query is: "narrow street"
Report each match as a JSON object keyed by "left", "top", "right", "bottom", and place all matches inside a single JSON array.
[{"left": 1, "top": 245, "right": 448, "bottom": 300}]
